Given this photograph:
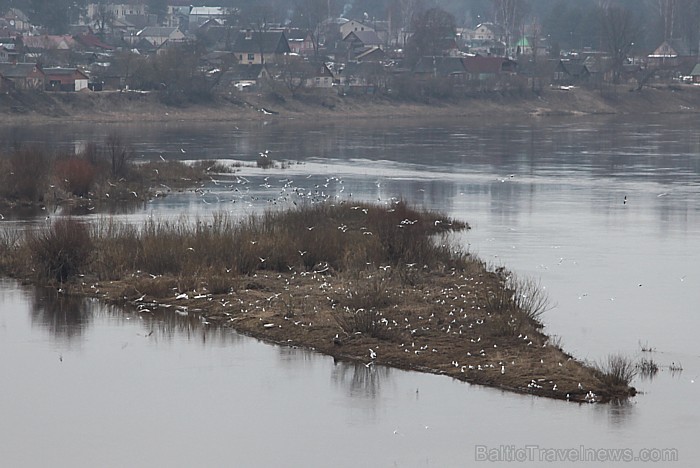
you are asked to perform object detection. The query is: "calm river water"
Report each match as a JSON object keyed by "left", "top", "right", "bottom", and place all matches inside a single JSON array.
[{"left": 1, "top": 115, "right": 698, "bottom": 467}]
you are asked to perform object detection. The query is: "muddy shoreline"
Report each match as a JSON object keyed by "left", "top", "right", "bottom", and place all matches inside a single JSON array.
[
  {"left": 72, "top": 264, "right": 632, "bottom": 404},
  {"left": 3, "top": 84, "right": 700, "bottom": 126}
]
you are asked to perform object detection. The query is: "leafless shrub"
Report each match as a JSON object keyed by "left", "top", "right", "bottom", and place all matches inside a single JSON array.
[
  {"left": 484, "top": 285, "right": 517, "bottom": 315},
  {"left": 594, "top": 354, "right": 638, "bottom": 388},
  {"left": 105, "top": 133, "right": 135, "bottom": 178},
  {"left": 55, "top": 156, "right": 97, "bottom": 197},
  {"left": 27, "top": 218, "right": 93, "bottom": 282},
  {"left": 509, "top": 275, "right": 554, "bottom": 324}
]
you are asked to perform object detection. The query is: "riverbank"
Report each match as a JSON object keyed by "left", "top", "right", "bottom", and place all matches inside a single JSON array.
[
  {"left": 0, "top": 200, "right": 636, "bottom": 403},
  {"left": 3, "top": 83, "right": 700, "bottom": 125}
]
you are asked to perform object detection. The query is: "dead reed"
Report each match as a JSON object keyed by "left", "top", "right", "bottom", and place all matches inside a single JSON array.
[
  {"left": 3, "top": 200, "right": 472, "bottom": 287},
  {"left": 594, "top": 354, "right": 638, "bottom": 389},
  {"left": 26, "top": 218, "right": 93, "bottom": 282}
]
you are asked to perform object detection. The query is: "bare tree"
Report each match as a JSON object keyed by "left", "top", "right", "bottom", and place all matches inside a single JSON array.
[
  {"left": 92, "top": 2, "right": 115, "bottom": 38},
  {"left": 600, "top": 5, "right": 639, "bottom": 84},
  {"left": 654, "top": 0, "right": 677, "bottom": 39},
  {"left": 529, "top": 20, "right": 542, "bottom": 91},
  {"left": 492, "top": 0, "right": 529, "bottom": 57},
  {"left": 105, "top": 134, "right": 134, "bottom": 178},
  {"left": 274, "top": 54, "right": 316, "bottom": 96},
  {"left": 656, "top": 0, "right": 700, "bottom": 54},
  {"left": 294, "top": 0, "right": 327, "bottom": 58},
  {"left": 676, "top": 0, "right": 700, "bottom": 54},
  {"left": 405, "top": 7, "right": 456, "bottom": 66},
  {"left": 244, "top": 4, "right": 278, "bottom": 65},
  {"left": 392, "top": 0, "right": 422, "bottom": 47}
]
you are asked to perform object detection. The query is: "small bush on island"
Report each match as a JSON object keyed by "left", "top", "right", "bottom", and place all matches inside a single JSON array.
[
  {"left": 594, "top": 354, "right": 638, "bottom": 390},
  {"left": 54, "top": 157, "right": 98, "bottom": 197}
]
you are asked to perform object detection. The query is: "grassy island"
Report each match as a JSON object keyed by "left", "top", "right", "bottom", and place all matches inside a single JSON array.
[{"left": 0, "top": 199, "right": 636, "bottom": 403}]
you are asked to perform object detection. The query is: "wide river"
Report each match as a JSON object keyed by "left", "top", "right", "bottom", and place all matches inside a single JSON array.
[{"left": 1, "top": 115, "right": 698, "bottom": 467}]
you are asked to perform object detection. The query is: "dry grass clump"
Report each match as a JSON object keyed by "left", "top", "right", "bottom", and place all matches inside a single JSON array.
[
  {"left": 192, "top": 160, "right": 233, "bottom": 174},
  {"left": 594, "top": 354, "right": 638, "bottom": 390},
  {"left": 332, "top": 307, "right": 398, "bottom": 340},
  {"left": 2, "top": 200, "right": 471, "bottom": 287},
  {"left": 26, "top": 218, "right": 93, "bottom": 282},
  {"left": 485, "top": 274, "right": 553, "bottom": 326}
]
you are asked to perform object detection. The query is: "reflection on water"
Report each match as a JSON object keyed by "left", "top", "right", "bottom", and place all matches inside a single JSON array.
[
  {"left": 2, "top": 116, "right": 700, "bottom": 466},
  {"left": 26, "top": 283, "right": 240, "bottom": 347},
  {"left": 331, "top": 361, "right": 391, "bottom": 401},
  {"left": 29, "top": 287, "right": 94, "bottom": 341}
]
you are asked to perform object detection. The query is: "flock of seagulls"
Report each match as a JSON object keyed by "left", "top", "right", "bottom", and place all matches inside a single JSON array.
[{"left": 2, "top": 145, "right": 686, "bottom": 398}]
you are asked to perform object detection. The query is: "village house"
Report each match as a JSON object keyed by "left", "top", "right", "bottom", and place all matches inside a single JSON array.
[
  {"left": 465, "top": 23, "right": 507, "bottom": 56},
  {"left": 136, "top": 26, "right": 186, "bottom": 48},
  {"left": 343, "top": 30, "right": 384, "bottom": 51},
  {"left": 0, "top": 36, "right": 21, "bottom": 63},
  {"left": 216, "top": 63, "right": 269, "bottom": 91},
  {"left": 22, "top": 35, "right": 76, "bottom": 65},
  {"left": 189, "top": 7, "right": 229, "bottom": 29},
  {"left": 43, "top": 67, "right": 90, "bottom": 91},
  {"left": 336, "top": 61, "right": 388, "bottom": 94},
  {"left": 165, "top": 6, "right": 192, "bottom": 30},
  {"left": 688, "top": 63, "right": 700, "bottom": 83},
  {"left": 86, "top": 3, "right": 146, "bottom": 22},
  {"left": 412, "top": 56, "right": 468, "bottom": 81},
  {"left": 647, "top": 39, "right": 694, "bottom": 68},
  {"left": 306, "top": 62, "right": 334, "bottom": 88},
  {"left": 553, "top": 60, "right": 591, "bottom": 85},
  {"left": 354, "top": 46, "right": 386, "bottom": 62},
  {"left": 472, "top": 23, "right": 505, "bottom": 42},
  {"left": 74, "top": 32, "right": 114, "bottom": 53},
  {"left": 0, "top": 62, "right": 44, "bottom": 90},
  {"left": 0, "top": 45, "right": 14, "bottom": 62},
  {"left": 284, "top": 29, "right": 316, "bottom": 56},
  {"left": 231, "top": 30, "right": 291, "bottom": 65},
  {"left": 340, "top": 20, "right": 375, "bottom": 39},
  {"left": 3, "top": 8, "right": 31, "bottom": 33}
]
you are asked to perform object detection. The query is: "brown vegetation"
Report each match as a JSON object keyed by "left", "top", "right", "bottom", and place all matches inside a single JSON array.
[
  {"left": 0, "top": 200, "right": 636, "bottom": 402},
  {"left": 0, "top": 136, "right": 216, "bottom": 211}
]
